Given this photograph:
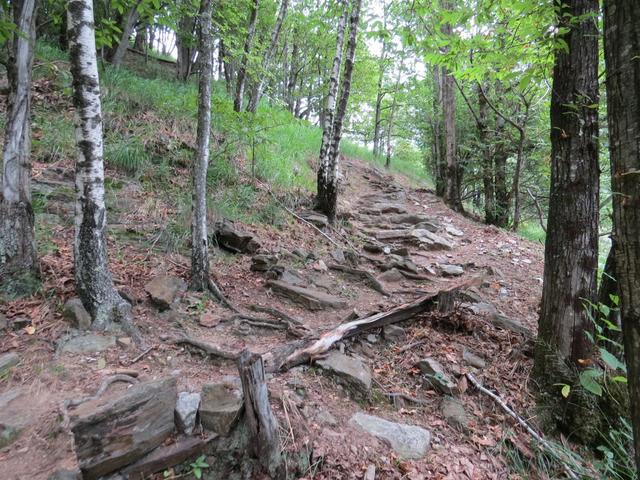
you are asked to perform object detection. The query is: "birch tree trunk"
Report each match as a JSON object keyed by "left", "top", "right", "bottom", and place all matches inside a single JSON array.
[
  {"left": 246, "top": 0, "right": 289, "bottom": 113},
  {"left": 316, "top": 0, "right": 361, "bottom": 224},
  {"left": 191, "top": 0, "right": 213, "bottom": 291},
  {"left": 604, "top": 0, "right": 640, "bottom": 468},
  {"left": 233, "top": 0, "right": 260, "bottom": 112},
  {"left": 68, "top": 0, "right": 134, "bottom": 332},
  {"left": 534, "top": 0, "right": 600, "bottom": 442},
  {"left": 0, "top": 0, "right": 38, "bottom": 280},
  {"left": 316, "top": 0, "right": 348, "bottom": 221}
]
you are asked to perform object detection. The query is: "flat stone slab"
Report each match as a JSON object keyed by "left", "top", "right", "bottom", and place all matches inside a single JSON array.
[
  {"left": 411, "top": 229, "right": 453, "bottom": 250},
  {"left": 316, "top": 351, "right": 371, "bottom": 396},
  {"left": 58, "top": 333, "right": 116, "bottom": 354},
  {"left": 0, "top": 352, "right": 20, "bottom": 377},
  {"left": 441, "top": 264, "right": 464, "bottom": 277},
  {"left": 213, "top": 220, "right": 261, "bottom": 254},
  {"left": 267, "top": 280, "right": 347, "bottom": 311},
  {"left": 200, "top": 379, "right": 244, "bottom": 436},
  {"left": 145, "top": 275, "right": 186, "bottom": 310},
  {"left": 349, "top": 412, "right": 431, "bottom": 459}
]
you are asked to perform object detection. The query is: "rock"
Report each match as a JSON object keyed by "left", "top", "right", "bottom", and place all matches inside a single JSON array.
[
  {"left": 117, "top": 337, "right": 132, "bottom": 348},
  {"left": 469, "top": 302, "right": 498, "bottom": 316},
  {"left": 382, "top": 255, "right": 418, "bottom": 274},
  {"left": 441, "top": 396, "right": 471, "bottom": 430},
  {"left": 445, "top": 225, "right": 464, "bottom": 237},
  {"left": 145, "top": 275, "right": 186, "bottom": 310},
  {"left": 416, "top": 358, "right": 456, "bottom": 395},
  {"left": 58, "top": 333, "right": 116, "bottom": 354},
  {"left": 366, "top": 334, "right": 378, "bottom": 344},
  {"left": 313, "top": 259, "right": 328, "bottom": 272},
  {"left": 387, "top": 213, "right": 436, "bottom": 225},
  {"left": 279, "top": 268, "right": 308, "bottom": 287},
  {"left": 0, "top": 313, "right": 7, "bottom": 331},
  {"left": 48, "top": 469, "right": 82, "bottom": 480},
  {"left": 250, "top": 254, "right": 279, "bottom": 272},
  {"left": 316, "top": 351, "right": 371, "bottom": 396},
  {"left": 391, "top": 246, "right": 409, "bottom": 256},
  {"left": 0, "top": 352, "right": 20, "bottom": 377},
  {"left": 411, "top": 229, "right": 453, "bottom": 250},
  {"left": 463, "top": 349, "right": 486, "bottom": 369},
  {"left": 10, "top": 316, "right": 31, "bottom": 330},
  {"left": 200, "top": 380, "right": 244, "bottom": 436},
  {"left": 70, "top": 378, "right": 177, "bottom": 480},
  {"left": 440, "top": 264, "right": 464, "bottom": 277},
  {"left": 349, "top": 412, "right": 431, "bottom": 459},
  {"left": 364, "top": 464, "right": 376, "bottom": 480},
  {"left": 378, "top": 268, "right": 404, "bottom": 283},
  {"left": 315, "top": 410, "right": 337, "bottom": 426},
  {"left": 310, "top": 273, "right": 334, "bottom": 291},
  {"left": 292, "top": 248, "right": 311, "bottom": 260},
  {"left": 118, "top": 288, "right": 136, "bottom": 305},
  {"left": 0, "top": 388, "right": 27, "bottom": 448},
  {"left": 213, "top": 219, "right": 260, "bottom": 254},
  {"left": 490, "top": 313, "right": 534, "bottom": 339},
  {"left": 459, "top": 287, "right": 484, "bottom": 304},
  {"left": 383, "top": 325, "right": 406, "bottom": 341},
  {"left": 267, "top": 280, "right": 348, "bottom": 311},
  {"left": 413, "top": 220, "right": 441, "bottom": 233},
  {"left": 299, "top": 211, "right": 328, "bottom": 228},
  {"left": 365, "top": 202, "right": 408, "bottom": 215},
  {"left": 175, "top": 392, "right": 200, "bottom": 435},
  {"left": 330, "top": 249, "right": 346, "bottom": 263}
]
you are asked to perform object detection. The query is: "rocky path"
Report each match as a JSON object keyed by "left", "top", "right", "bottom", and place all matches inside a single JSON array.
[{"left": 0, "top": 157, "right": 544, "bottom": 479}]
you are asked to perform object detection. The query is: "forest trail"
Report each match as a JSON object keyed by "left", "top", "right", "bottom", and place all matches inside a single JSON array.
[{"left": 1, "top": 155, "right": 545, "bottom": 479}]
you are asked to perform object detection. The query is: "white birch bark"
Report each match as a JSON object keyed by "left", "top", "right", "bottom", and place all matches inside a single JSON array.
[{"left": 68, "top": 0, "right": 133, "bottom": 332}]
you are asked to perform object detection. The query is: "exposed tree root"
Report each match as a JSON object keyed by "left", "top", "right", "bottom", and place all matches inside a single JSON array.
[
  {"left": 167, "top": 334, "right": 239, "bottom": 361},
  {"left": 327, "top": 263, "right": 390, "bottom": 296}
]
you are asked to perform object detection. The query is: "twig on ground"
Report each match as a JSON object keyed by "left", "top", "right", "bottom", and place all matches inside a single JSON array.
[{"left": 129, "top": 345, "right": 154, "bottom": 365}]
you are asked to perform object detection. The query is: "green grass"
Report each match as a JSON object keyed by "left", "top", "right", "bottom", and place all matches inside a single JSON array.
[{"left": 519, "top": 222, "right": 546, "bottom": 243}]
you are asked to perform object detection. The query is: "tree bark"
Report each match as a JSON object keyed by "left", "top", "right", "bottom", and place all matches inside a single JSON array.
[
  {"left": 534, "top": 0, "right": 600, "bottom": 441},
  {"left": 493, "top": 87, "right": 509, "bottom": 228},
  {"left": 384, "top": 62, "right": 402, "bottom": 169},
  {"left": 233, "top": 0, "right": 260, "bottom": 112},
  {"left": 477, "top": 85, "right": 495, "bottom": 225},
  {"left": 68, "top": 0, "right": 134, "bottom": 332},
  {"left": 246, "top": 0, "right": 289, "bottom": 113},
  {"left": 0, "top": 0, "right": 38, "bottom": 280},
  {"left": 175, "top": 2, "right": 197, "bottom": 81},
  {"left": 372, "top": 7, "right": 388, "bottom": 157},
  {"left": 432, "top": 66, "right": 445, "bottom": 197},
  {"left": 190, "top": 0, "right": 213, "bottom": 291},
  {"left": 105, "top": 1, "right": 141, "bottom": 67},
  {"left": 316, "top": 0, "right": 362, "bottom": 224},
  {"left": 604, "top": 0, "right": 640, "bottom": 469}
]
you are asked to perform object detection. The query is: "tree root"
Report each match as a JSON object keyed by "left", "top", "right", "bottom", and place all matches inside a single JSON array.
[
  {"left": 327, "top": 263, "right": 390, "bottom": 296},
  {"left": 167, "top": 334, "right": 239, "bottom": 361},
  {"left": 207, "top": 278, "right": 237, "bottom": 312}
]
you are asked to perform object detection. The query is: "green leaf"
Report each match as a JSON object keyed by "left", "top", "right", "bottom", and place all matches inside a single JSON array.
[
  {"left": 579, "top": 369, "right": 603, "bottom": 396},
  {"left": 599, "top": 347, "right": 627, "bottom": 373},
  {"left": 561, "top": 384, "right": 570, "bottom": 398},
  {"left": 599, "top": 304, "right": 611, "bottom": 317},
  {"left": 612, "top": 376, "right": 628, "bottom": 384}
]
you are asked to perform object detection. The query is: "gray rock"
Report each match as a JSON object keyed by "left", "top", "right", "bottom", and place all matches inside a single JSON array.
[
  {"left": 469, "top": 302, "right": 498, "bottom": 316},
  {"left": 213, "top": 219, "right": 261, "bottom": 254},
  {"left": 387, "top": 213, "right": 436, "bottom": 226},
  {"left": 48, "top": 469, "right": 82, "bottom": 480},
  {"left": 390, "top": 246, "right": 409, "bottom": 256},
  {"left": 0, "top": 352, "right": 19, "bottom": 377},
  {"left": 365, "top": 202, "right": 408, "bottom": 215},
  {"left": 413, "top": 220, "right": 441, "bottom": 233},
  {"left": 0, "top": 387, "right": 43, "bottom": 449},
  {"left": 462, "top": 349, "right": 486, "bottom": 369},
  {"left": 440, "top": 264, "right": 464, "bottom": 277},
  {"left": 382, "top": 255, "right": 418, "bottom": 274},
  {"left": 383, "top": 325, "right": 406, "bottom": 341},
  {"left": 349, "top": 412, "right": 431, "bottom": 459},
  {"left": 416, "top": 358, "right": 457, "bottom": 395},
  {"left": 366, "top": 334, "right": 378, "bottom": 344},
  {"left": 145, "top": 275, "right": 186, "bottom": 310},
  {"left": 63, "top": 298, "right": 92, "bottom": 330},
  {"left": 279, "top": 268, "right": 308, "bottom": 287},
  {"left": 441, "top": 396, "right": 471, "bottom": 430},
  {"left": 316, "top": 351, "right": 371, "bottom": 396},
  {"left": 330, "top": 249, "right": 346, "bottom": 263},
  {"left": 175, "top": 392, "right": 201, "bottom": 435},
  {"left": 58, "top": 333, "right": 116, "bottom": 354},
  {"left": 200, "top": 380, "right": 244, "bottom": 435},
  {"left": 315, "top": 410, "right": 337, "bottom": 426},
  {"left": 0, "top": 313, "right": 7, "bottom": 331},
  {"left": 378, "top": 268, "right": 404, "bottom": 283},
  {"left": 364, "top": 464, "right": 376, "bottom": 480},
  {"left": 267, "top": 280, "right": 347, "bottom": 311},
  {"left": 299, "top": 211, "right": 328, "bottom": 228},
  {"left": 250, "top": 254, "right": 279, "bottom": 272},
  {"left": 445, "top": 225, "right": 465, "bottom": 237},
  {"left": 411, "top": 229, "right": 453, "bottom": 250}
]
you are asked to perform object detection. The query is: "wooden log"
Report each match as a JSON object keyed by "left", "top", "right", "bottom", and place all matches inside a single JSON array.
[
  {"left": 237, "top": 350, "right": 283, "bottom": 478},
  {"left": 268, "top": 277, "right": 481, "bottom": 371},
  {"left": 69, "top": 377, "right": 177, "bottom": 480}
]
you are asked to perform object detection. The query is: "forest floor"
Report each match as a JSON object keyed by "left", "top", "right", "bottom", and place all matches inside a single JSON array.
[{"left": 0, "top": 152, "right": 548, "bottom": 479}]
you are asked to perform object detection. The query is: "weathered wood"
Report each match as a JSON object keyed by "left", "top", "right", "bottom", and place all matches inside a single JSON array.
[
  {"left": 266, "top": 279, "right": 348, "bottom": 310},
  {"left": 122, "top": 435, "right": 217, "bottom": 480},
  {"left": 327, "top": 263, "right": 390, "bottom": 296},
  {"left": 69, "top": 377, "right": 177, "bottom": 480},
  {"left": 237, "top": 350, "right": 283, "bottom": 478},
  {"left": 269, "top": 277, "right": 481, "bottom": 371}
]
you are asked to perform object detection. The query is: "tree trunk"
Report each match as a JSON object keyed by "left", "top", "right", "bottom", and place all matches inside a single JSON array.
[
  {"left": 234, "top": 0, "right": 260, "bottom": 112},
  {"left": 133, "top": 23, "right": 146, "bottom": 51},
  {"left": 176, "top": 2, "right": 197, "bottom": 81},
  {"left": 190, "top": 0, "right": 213, "bottom": 291},
  {"left": 384, "top": 63, "right": 402, "bottom": 169},
  {"left": 316, "top": 0, "right": 361, "bottom": 224},
  {"left": 105, "top": 1, "right": 141, "bottom": 67},
  {"left": 477, "top": 85, "right": 495, "bottom": 225},
  {"left": 432, "top": 67, "right": 445, "bottom": 197},
  {"left": 494, "top": 113, "right": 509, "bottom": 228},
  {"left": 534, "top": 0, "right": 600, "bottom": 442},
  {"left": 316, "top": 1, "right": 348, "bottom": 220},
  {"left": 604, "top": 0, "right": 640, "bottom": 469},
  {"left": 0, "top": 0, "right": 38, "bottom": 281},
  {"left": 597, "top": 242, "right": 623, "bottom": 359},
  {"left": 372, "top": 32, "right": 387, "bottom": 157},
  {"left": 246, "top": 0, "right": 289, "bottom": 113},
  {"left": 67, "top": 0, "right": 133, "bottom": 331},
  {"left": 286, "top": 41, "right": 299, "bottom": 112}
]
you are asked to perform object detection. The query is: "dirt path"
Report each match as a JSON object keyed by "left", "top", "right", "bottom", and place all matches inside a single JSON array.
[{"left": 0, "top": 157, "right": 544, "bottom": 479}]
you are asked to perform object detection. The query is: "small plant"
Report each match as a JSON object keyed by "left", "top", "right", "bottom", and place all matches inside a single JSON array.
[{"left": 189, "top": 455, "right": 209, "bottom": 479}]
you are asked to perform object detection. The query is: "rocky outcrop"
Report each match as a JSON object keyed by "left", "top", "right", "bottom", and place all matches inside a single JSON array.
[
  {"left": 145, "top": 275, "right": 186, "bottom": 310},
  {"left": 267, "top": 280, "right": 347, "bottom": 311},
  {"left": 213, "top": 220, "right": 260, "bottom": 254}
]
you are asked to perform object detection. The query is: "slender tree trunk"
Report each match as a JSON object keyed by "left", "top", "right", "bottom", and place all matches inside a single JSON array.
[
  {"left": 534, "top": 0, "right": 600, "bottom": 442},
  {"left": 604, "top": 0, "right": 640, "bottom": 468},
  {"left": 0, "top": 0, "right": 38, "bottom": 281},
  {"left": 105, "top": 1, "right": 141, "bottom": 66},
  {"left": 598, "top": 242, "right": 623, "bottom": 359},
  {"left": 246, "top": 0, "right": 289, "bottom": 113},
  {"left": 372, "top": 31, "right": 387, "bottom": 157},
  {"left": 317, "top": 0, "right": 361, "bottom": 224},
  {"left": 432, "top": 67, "right": 445, "bottom": 197},
  {"left": 67, "top": 0, "right": 134, "bottom": 332},
  {"left": 286, "top": 41, "right": 299, "bottom": 112},
  {"left": 176, "top": 2, "right": 197, "bottom": 81},
  {"left": 316, "top": 1, "right": 348, "bottom": 216},
  {"left": 384, "top": 63, "right": 402, "bottom": 169},
  {"left": 133, "top": 23, "right": 146, "bottom": 51},
  {"left": 477, "top": 85, "right": 495, "bottom": 225},
  {"left": 191, "top": 0, "right": 213, "bottom": 290},
  {"left": 493, "top": 113, "right": 509, "bottom": 227},
  {"left": 234, "top": 0, "right": 260, "bottom": 112}
]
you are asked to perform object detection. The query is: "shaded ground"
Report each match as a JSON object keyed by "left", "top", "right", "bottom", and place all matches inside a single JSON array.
[{"left": 0, "top": 154, "right": 546, "bottom": 479}]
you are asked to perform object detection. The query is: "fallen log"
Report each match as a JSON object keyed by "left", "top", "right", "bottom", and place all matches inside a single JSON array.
[
  {"left": 266, "top": 277, "right": 481, "bottom": 371},
  {"left": 327, "top": 263, "right": 390, "bottom": 296}
]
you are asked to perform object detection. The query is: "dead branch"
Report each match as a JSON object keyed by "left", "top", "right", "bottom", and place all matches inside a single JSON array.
[
  {"left": 526, "top": 188, "right": 547, "bottom": 233},
  {"left": 327, "top": 263, "right": 390, "bottom": 296},
  {"left": 129, "top": 345, "right": 155, "bottom": 365},
  {"left": 167, "top": 334, "right": 239, "bottom": 361}
]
